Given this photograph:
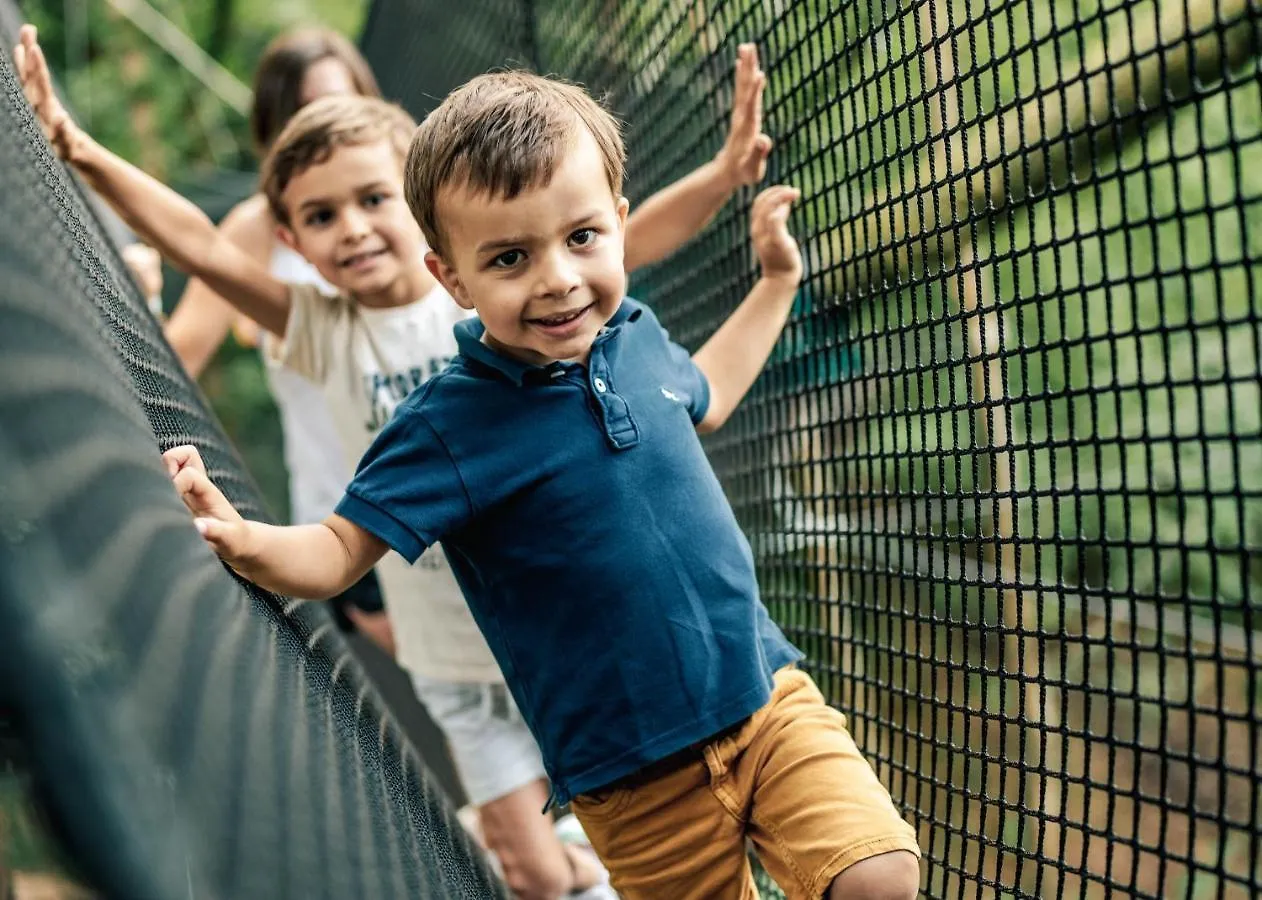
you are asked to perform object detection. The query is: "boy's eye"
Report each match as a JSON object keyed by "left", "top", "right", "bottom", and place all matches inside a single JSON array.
[
  {"left": 491, "top": 249, "right": 525, "bottom": 269},
  {"left": 304, "top": 209, "right": 334, "bottom": 227},
  {"left": 363, "top": 192, "right": 386, "bottom": 208},
  {"left": 569, "top": 228, "right": 597, "bottom": 247}
]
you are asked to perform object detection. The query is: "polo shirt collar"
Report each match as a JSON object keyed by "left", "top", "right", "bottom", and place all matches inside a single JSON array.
[{"left": 453, "top": 298, "right": 644, "bottom": 386}]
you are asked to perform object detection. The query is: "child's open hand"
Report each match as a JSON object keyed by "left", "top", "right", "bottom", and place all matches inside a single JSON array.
[
  {"left": 13, "top": 25, "right": 82, "bottom": 161},
  {"left": 121, "top": 243, "right": 165, "bottom": 316},
  {"left": 715, "top": 44, "right": 773, "bottom": 189},
  {"left": 750, "top": 185, "right": 802, "bottom": 283},
  {"left": 163, "top": 444, "right": 255, "bottom": 570}
]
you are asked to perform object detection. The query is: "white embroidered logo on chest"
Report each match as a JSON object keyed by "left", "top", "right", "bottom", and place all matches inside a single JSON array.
[{"left": 660, "top": 387, "right": 683, "bottom": 403}]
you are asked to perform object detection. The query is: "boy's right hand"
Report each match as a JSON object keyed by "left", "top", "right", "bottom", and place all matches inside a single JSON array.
[
  {"left": 13, "top": 25, "right": 83, "bottom": 161},
  {"left": 163, "top": 445, "right": 255, "bottom": 571}
]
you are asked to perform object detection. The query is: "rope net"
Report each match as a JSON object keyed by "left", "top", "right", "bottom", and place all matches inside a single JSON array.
[
  {"left": 0, "top": 7, "right": 505, "bottom": 898},
  {"left": 361, "top": 2, "right": 1262, "bottom": 898}
]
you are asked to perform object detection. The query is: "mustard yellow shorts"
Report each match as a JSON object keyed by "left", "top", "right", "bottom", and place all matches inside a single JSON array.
[{"left": 569, "top": 668, "right": 920, "bottom": 899}]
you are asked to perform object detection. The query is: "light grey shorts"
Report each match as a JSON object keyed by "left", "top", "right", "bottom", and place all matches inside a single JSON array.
[{"left": 410, "top": 674, "right": 547, "bottom": 807}]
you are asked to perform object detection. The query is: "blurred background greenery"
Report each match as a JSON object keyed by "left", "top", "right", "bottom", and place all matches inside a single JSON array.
[{"left": 18, "top": 0, "right": 371, "bottom": 519}]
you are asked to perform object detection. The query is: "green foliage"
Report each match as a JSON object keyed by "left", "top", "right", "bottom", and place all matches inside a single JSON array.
[
  {"left": 21, "top": 0, "right": 369, "bottom": 174},
  {"left": 0, "top": 767, "right": 78, "bottom": 878}
]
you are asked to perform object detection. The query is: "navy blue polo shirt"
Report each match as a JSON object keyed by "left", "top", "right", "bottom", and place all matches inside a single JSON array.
[{"left": 336, "top": 298, "right": 802, "bottom": 805}]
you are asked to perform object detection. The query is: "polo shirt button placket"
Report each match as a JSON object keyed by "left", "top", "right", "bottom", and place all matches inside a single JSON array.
[{"left": 588, "top": 353, "right": 639, "bottom": 449}]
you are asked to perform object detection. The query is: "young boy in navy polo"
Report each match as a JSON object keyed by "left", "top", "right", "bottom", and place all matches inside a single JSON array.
[{"left": 163, "top": 71, "right": 922, "bottom": 899}]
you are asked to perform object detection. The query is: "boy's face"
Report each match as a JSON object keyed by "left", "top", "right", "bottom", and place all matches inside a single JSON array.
[
  {"left": 426, "top": 128, "right": 630, "bottom": 366},
  {"left": 279, "top": 139, "right": 424, "bottom": 305}
]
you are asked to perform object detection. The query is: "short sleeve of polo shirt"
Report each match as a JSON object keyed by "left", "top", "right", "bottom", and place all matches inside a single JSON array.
[
  {"left": 638, "top": 303, "right": 711, "bottom": 425},
  {"left": 334, "top": 406, "right": 472, "bottom": 564}
]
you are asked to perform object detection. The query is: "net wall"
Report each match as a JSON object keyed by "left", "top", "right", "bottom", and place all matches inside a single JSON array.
[
  {"left": 363, "top": 1, "right": 1262, "bottom": 897},
  {"left": 0, "top": 8, "right": 505, "bottom": 898}
]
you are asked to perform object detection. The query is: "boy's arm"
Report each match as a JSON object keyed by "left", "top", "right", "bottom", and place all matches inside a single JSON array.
[
  {"left": 692, "top": 185, "right": 802, "bottom": 434},
  {"left": 164, "top": 196, "right": 276, "bottom": 377},
  {"left": 623, "top": 44, "right": 773, "bottom": 273},
  {"left": 165, "top": 445, "right": 385, "bottom": 598},
  {"left": 14, "top": 26, "right": 291, "bottom": 337}
]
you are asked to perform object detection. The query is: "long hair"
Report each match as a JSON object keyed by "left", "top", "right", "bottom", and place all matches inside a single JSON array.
[{"left": 248, "top": 28, "right": 381, "bottom": 157}]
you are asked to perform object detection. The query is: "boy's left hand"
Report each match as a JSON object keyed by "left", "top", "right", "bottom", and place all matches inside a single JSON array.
[
  {"left": 715, "top": 43, "right": 773, "bottom": 189},
  {"left": 750, "top": 185, "right": 802, "bottom": 283}
]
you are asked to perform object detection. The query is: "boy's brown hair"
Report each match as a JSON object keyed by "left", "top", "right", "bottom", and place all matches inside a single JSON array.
[
  {"left": 262, "top": 94, "right": 416, "bottom": 225},
  {"left": 404, "top": 71, "right": 625, "bottom": 258}
]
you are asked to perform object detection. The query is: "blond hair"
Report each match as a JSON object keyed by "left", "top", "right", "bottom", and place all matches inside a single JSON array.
[
  {"left": 404, "top": 71, "right": 625, "bottom": 257},
  {"left": 261, "top": 94, "right": 416, "bottom": 225}
]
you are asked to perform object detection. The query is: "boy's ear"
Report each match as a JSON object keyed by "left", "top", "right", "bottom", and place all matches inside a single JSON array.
[
  {"left": 276, "top": 223, "right": 299, "bottom": 253},
  {"left": 616, "top": 195, "right": 629, "bottom": 230},
  {"left": 426, "top": 251, "right": 473, "bottom": 310}
]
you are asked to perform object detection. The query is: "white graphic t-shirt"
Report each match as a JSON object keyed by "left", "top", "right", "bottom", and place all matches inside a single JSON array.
[
  {"left": 280, "top": 281, "right": 502, "bottom": 684},
  {"left": 260, "top": 246, "right": 347, "bottom": 525}
]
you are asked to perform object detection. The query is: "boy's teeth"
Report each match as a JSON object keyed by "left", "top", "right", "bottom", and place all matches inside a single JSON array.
[{"left": 539, "top": 308, "right": 582, "bottom": 325}]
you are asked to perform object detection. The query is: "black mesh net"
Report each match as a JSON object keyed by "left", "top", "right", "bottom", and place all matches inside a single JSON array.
[
  {"left": 0, "top": 9, "right": 505, "bottom": 899},
  {"left": 363, "top": 1, "right": 1262, "bottom": 898}
]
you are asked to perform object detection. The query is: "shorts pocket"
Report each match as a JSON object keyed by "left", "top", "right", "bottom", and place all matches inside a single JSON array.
[{"left": 570, "top": 785, "right": 633, "bottom": 821}]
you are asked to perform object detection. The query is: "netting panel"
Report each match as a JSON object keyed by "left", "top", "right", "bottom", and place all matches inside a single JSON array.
[
  {"left": 0, "top": 11, "right": 505, "bottom": 899},
  {"left": 364, "top": 1, "right": 1262, "bottom": 897},
  {"left": 361, "top": 0, "right": 535, "bottom": 121}
]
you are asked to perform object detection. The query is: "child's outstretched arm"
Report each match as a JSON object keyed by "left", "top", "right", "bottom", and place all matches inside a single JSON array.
[
  {"left": 623, "top": 43, "right": 773, "bottom": 273},
  {"left": 692, "top": 185, "right": 802, "bottom": 433},
  {"left": 164, "top": 196, "right": 277, "bottom": 378},
  {"left": 13, "top": 26, "right": 291, "bottom": 337},
  {"left": 164, "top": 445, "right": 386, "bottom": 599}
]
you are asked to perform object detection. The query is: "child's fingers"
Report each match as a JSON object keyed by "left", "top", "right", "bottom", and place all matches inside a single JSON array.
[
  {"left": 171, "top": 465, "right": 215, "bottom": 515},
  {"left": 745, "top": 41, "right": 761, "bottom": 74},
  {"left": 740, "top": 133, "right": 773, "bottom": 177},
  {"left": 752, "top": 185, "right": 801, "bottom": 221},
  {"left": 194, "top": 517, "right": 245, "bottom": 557},
  {"left": 17, "top": 25, "right": 34, "bottom": 68},
  {"left": 751, "top": 185, "right": 803, "bottom": 279},
  {"left": 29, "top": 40, "right": 48, "bottom": 84},
  {"left": 748, "top": 70, "right": 765, "bottom": 137},
  {"left": 13, "top": 41, "right": 38, "bottom": 106},
  {"left": 163, "top": 443, "right": 207, "bottom": 477},
  {"left": 728, "top": 46, "right": 755, "bottom": 142},
  {"left": 734, "top": 44, "right": 752, "bottom": 104},
  {"left": 23, "top": 34, "right": 49, "bottom": 94},
  {"left": 768, "top": 198, "right": 794, "bottom": 226},
  {"left": 32, "top": 48, "right": 64, "bottom": 133},
  {"left": 16, "top": 32, "right": 60, "bottom": 134},
  {"left": 172, "top": 465, "right": 240, "bottom": 524}
]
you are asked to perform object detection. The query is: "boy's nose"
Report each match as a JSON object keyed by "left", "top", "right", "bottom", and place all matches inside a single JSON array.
[
  {"left": 535, "top": 250, "right": 581, "bottom": 297},
  {"left": 340, "top": 209, "right": 371, "bottom": 240}
]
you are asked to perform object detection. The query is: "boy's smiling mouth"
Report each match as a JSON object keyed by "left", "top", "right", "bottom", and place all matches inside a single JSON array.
[
  {"left": 340, "top": 247, "right": 388, "bottom": 269},
  {"left": 527, "top": 302, "right": 593, "bottom": 334}
]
